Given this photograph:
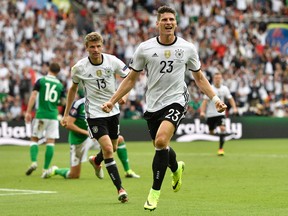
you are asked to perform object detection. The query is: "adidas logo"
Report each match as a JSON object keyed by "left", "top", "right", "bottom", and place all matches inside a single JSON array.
[{"left": 152, "top": 53, "right": 158, "bottom": 57}]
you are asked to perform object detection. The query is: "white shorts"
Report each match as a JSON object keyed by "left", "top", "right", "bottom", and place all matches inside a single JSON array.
[
  {"left": 71, "top": 138, "right": 100, "bottom": 165},
  {"left": 70, "top": 143, "right": 85, "bottom": 167},
  {"left": 31, "top": 119, "right": 59, "bottom": 139}
]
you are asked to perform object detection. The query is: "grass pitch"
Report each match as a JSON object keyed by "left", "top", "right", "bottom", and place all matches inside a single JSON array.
[{"left": 0, "top": 139, "right": 288, "bottom": 216}]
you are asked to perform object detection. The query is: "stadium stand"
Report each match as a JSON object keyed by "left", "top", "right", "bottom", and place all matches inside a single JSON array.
[{"left": 0, "top": 0, "right": 287, "bottom": 121}]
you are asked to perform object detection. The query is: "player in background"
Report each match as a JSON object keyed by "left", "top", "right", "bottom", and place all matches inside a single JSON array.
[
  {"left": 102, "top": 6, "right": 227, "bottom": 211},
  {"left": 88, "top": 136, "right": 140, "bottom": 178},
  {"left": 61, "top": 32, "right": 130, "bottom": 203},
  {"left": 43, "top": 97, "right": 140, "bottom": 179},
  {"left": 200, "top": 72, "right": 238, "bottom": 156},
  {"left": 25, "top": 62, "right": 66, "bottom": 178}
]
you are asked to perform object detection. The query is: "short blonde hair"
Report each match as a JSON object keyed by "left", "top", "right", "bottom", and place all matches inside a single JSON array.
[{"left": 84, "top": 32, "right": 103, "bottom": 47}]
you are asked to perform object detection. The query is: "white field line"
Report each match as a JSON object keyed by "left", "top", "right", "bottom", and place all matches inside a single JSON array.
[{"left": 0, "top": 188, "right": 57, "bottom": 196}]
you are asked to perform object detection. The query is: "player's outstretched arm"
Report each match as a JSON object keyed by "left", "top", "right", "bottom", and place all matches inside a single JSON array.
[
  {"left": 102, "top": 70, "right": 140, "bottom": 113},
  {"left": 192, "top": 70, "right": 227, "bottom": 113}
]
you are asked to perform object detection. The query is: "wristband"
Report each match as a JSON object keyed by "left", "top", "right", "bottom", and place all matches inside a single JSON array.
[{"left": 212, "top": 95, "right": 220, "bottom": 103}]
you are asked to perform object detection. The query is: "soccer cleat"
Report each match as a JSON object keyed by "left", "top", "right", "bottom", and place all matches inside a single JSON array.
[
  {"left": 125, "top": 170, "right": 140, "bottom": 178},
  {"left": 118, "top": 188, "right": 128, "bottom": 203},
  {"left": 25, "top": 164, "right": 37, "bottom": 176},
  {"left": 41, "top": 169, "right": 48, "bottom": 178},
  {"left": 89, "top": 156, "right": 104, "bottom": 179},
  {"left": 218, "top": 149, "right": 224, "bottom": 156},
  {"left": 172, "top": 161, "right": 185, "bottom": 192},
  {"left": 144, "top": 188, "right": 160, "bottom": 211},
  {"left": 41, "top": 166, "right": 58, "bottom": 179}
]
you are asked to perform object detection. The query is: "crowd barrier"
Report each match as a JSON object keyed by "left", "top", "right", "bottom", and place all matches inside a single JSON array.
[{"left": 0, "top": 117, "right": 287, "bottom": 146}]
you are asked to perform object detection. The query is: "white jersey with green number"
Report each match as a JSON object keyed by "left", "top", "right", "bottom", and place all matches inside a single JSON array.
[
  {"left": 130, "top": 36, "right": 200, "bottom": 112},
  {"left": 203, "top": 84, "right": 232, "bottom": 118},
  {"left": 71, "top": 54, "right": 129, "bottom": 118}
]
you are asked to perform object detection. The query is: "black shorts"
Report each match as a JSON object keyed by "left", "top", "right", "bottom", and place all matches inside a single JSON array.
[
  {"left": 143, "top": 103, "right": 186, "bottom": 140},
  {"left": 86, "top": 114, "right": 120, "bottom": 140},
  {"left": 206, "top": 115, "right": 226, "bottom": 131}
]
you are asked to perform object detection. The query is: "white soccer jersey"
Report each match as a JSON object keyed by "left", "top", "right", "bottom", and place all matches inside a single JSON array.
[
  {"left": 71, "top": 54, "right": 129, "bottom": 118},
  {"left": 130, "top": 36, "right": 201, "bottom": 112},
  {"left": 203, "top": 84, "right": 232, "bottom": 118}
]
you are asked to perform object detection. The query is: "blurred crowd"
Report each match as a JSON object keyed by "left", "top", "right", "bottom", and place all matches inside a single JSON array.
[{"left": 1, "top": 0, "right": 288, "bottom": 122}]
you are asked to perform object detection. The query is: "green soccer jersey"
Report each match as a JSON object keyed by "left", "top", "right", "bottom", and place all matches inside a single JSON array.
[
  {"left": 68, "top": 98, "right": 89, "bottom": 145},
  {"left": 34, "top": 75, "right": 65, "bottom": 119}
]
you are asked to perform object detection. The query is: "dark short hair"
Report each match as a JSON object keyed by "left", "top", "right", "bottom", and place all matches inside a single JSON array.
[
  {"left": 49, "top": 62, "right": 61, "bottom": 74},
  {"left": 157, "top": 5, "right": 176, "bottom": 21}
]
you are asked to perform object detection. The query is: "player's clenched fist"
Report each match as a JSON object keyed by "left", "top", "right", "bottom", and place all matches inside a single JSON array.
[
  {"left": 215, "top": 101, "right": 227, "bottom": 113},
  {"left": 61, "top": 116, "right": 68, "bottom": 127},
  {"left": 101, "top": 102, "right": 114, "bottom": 113}
]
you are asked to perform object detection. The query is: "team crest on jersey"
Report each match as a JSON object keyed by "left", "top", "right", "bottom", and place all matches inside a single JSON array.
[
  {"left": 96, "top": 70, "right": 102, "bottom": 77},
  {"left": 92, "top": 126, "right": 98, "bottom": 133},
  {"left": 164, "top": 50, "right": 171, "bottom": 59},
  {"left": 104, "top": 67, "right": 112, "bottom": 76},
  {"left": 175, "top": 49, "right": 184, "bottom": 59}
]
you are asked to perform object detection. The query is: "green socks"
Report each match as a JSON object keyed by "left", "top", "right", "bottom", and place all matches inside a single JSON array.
[
  {"left": 44, "top": 144, "right": 54, "bottom": 169},
  {"left": 117, "top": 141, "right": 130, "bottom": 172},
  {"left": 29, "top": 143, "right": 38, "bottom": 163},
  {"left": 55, "top": 168, "right": 70, "bottom": 178}
]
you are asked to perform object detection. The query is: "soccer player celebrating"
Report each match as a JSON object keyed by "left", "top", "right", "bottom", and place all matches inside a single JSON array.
[
  {"left": 43, "top": 97, "right": 140, "bottom": 179},
  {"left": 61, "top": 32, "right": 129, "bottom": 203},
  {"left": 25, "top": 62, "right": 66, "bottom": 178},
  {"left": 200, "top": 72, "right": 238, "bottom": 156},
  {"left": 102, "top": 5, "right": 227, "bottom": 211}
]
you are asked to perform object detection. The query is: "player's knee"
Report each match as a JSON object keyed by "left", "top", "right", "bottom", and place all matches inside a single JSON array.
[
  {"left": 155, "top": 136, "right": 168, "bottom": 149},
  {"left": 118, "top": 135, "right": 124, "bottom": 143},
  {"left": 102, "top": 145, "right": 114, "bottom": 155},
  {"left": 220, "top": 126, "right": 226, "bottom": 132},
  {"left": 69, "top": 172, "right": 80, "bottom": 179},
  {"left": 69, "top": 174, "right": 80, "bottom": 179}
]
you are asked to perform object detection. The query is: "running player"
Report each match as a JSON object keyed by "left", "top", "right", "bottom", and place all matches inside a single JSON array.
[
  {"left": 200, "top": 72, "right": 238, "bottom": 156},
  {"left": 61, "top": 32, "right": 129, "bottom": 203},
  {"left": 102, "top": 5, "right": 227, "bottom": 211}
]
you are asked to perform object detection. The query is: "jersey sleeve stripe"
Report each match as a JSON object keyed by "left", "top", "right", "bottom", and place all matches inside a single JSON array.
[
  {"left": 129, "top": 66, "right": 142, "bottom": 72},
  {"left": 189, "top": 68, "right": 201, "bottom": 72}
]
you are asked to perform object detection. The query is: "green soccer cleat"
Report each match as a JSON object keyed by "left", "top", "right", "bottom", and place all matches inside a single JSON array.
[
  {"left": 125, "top": 170, "right": 140, "bottom": 178},
  {"left": 144, "top": 188, "right": 160, "bottom": 211},
  {"left": 172, "top": 161, "right": 185, "bottom": 192}
]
